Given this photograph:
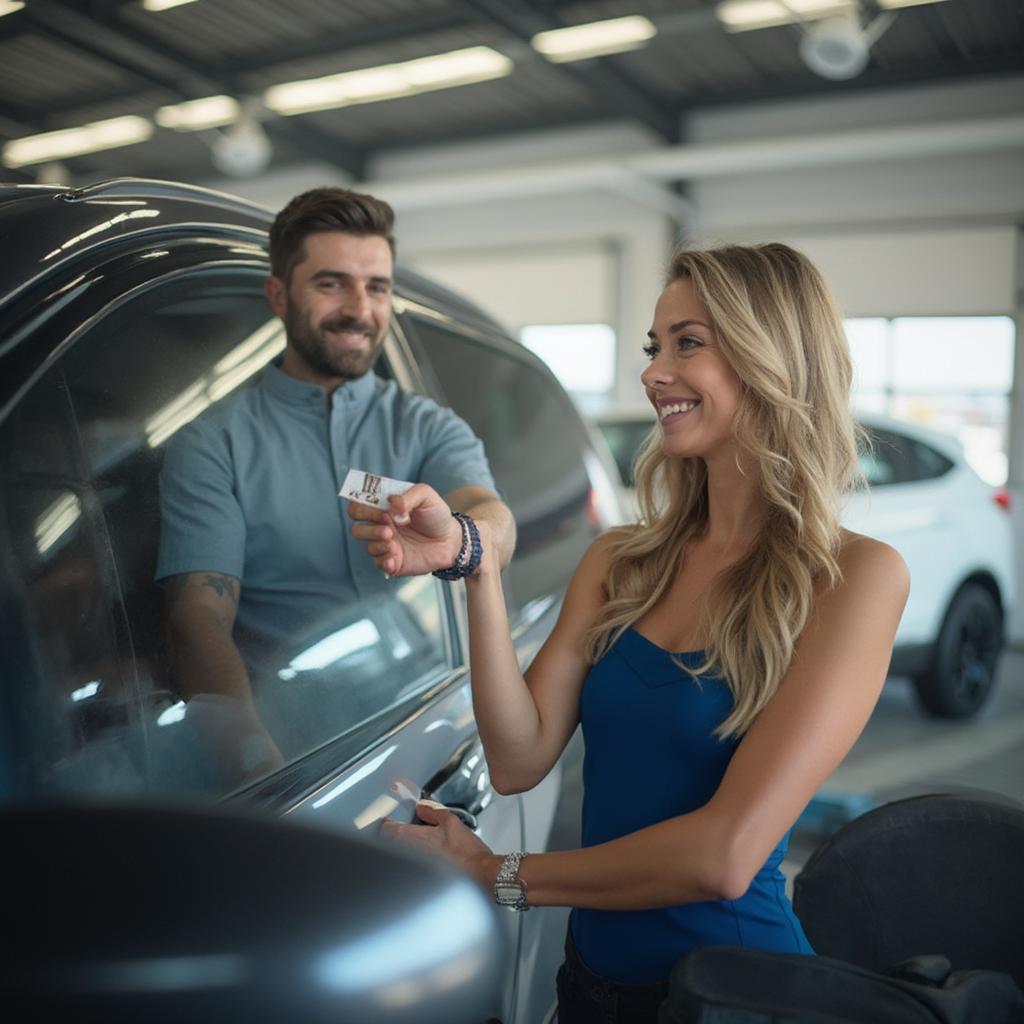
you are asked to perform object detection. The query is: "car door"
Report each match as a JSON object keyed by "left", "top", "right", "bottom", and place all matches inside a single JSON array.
[{"left": 1, "top": 239, "right": 524, "bottom": 1022}]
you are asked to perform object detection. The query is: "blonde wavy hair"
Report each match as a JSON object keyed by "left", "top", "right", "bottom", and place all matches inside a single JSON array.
[{"left": 584, "top": 243, "right": 862, "bottom": 737}]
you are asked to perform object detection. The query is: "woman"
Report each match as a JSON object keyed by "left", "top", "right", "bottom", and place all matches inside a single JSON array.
[{"left": 351, "top": 242, "right": 909, "bottom": 1023}]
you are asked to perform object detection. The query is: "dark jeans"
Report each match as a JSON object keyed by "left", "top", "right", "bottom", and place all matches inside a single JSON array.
[{"left": 555, "top": 929, "right": 670, "bottom": 1024}]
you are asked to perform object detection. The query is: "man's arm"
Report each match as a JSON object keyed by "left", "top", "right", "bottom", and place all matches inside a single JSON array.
[
  {"left": 164, "top": 572, "right": 283, "bottom": 780},
  {"left": 444, "top": 484, "right": 516, "bottom": 570},
  {"left": 164, "top": 572, "right": 250, "bottom": 701},
  {"left": 412, "top": 396, "right": 513, "bottom": 569}
]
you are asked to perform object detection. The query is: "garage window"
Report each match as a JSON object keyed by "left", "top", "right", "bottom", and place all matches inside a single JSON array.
[
  {"left": 847, "top": 316, "right": 1014, "bottom": 485},
  {"left": 520, "top": 323, "right": 616, "bottom": 414}
]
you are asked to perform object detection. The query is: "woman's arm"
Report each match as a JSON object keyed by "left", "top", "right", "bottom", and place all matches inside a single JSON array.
[
  {"left": 349, "top": 483, "right": 620, "bottom": 793},
  {"left": 388, "top": 534, "right": 910, "bottom": 909},
  {"left": 464, "top": 523, "right": 616, "bottom": 794}
]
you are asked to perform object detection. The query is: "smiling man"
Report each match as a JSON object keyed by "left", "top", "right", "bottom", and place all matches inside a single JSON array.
[{"left": 155, "top": 187, "right": 514, "bottom": 780}]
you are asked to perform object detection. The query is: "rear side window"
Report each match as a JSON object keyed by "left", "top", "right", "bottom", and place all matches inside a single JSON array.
[
  {"left": 402, "top": 313, "right": 600, "bottom": 612},
  {"left": 597, "top": 418, "right": 655, "bottom": 488},
  {"left": 859, "top": 427, "right": 914, "bottom": 487},
  {"left": 860, "top": 426, "right": 954, "bottom": 487},
  {"left": 911, "top": 440, "right": 954, "bottom": 481}
]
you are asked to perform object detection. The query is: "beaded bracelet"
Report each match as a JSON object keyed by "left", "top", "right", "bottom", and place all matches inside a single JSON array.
[{"left": 432, "top": 512, "right": 483, "bottom": 580}]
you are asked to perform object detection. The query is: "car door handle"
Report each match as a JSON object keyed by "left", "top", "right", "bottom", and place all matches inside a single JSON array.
[{"left": 421, "top": 737, "right": 494, "bottom": 831}]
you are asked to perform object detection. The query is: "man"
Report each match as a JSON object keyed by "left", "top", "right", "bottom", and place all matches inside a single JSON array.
[{"left": 156, "top": 187, "right": 514, "bottom": 779}]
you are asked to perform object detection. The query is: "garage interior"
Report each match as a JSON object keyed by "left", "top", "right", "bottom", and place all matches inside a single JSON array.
[{"left": 3, "top": 0, "right": 1024, "bottom": 994}]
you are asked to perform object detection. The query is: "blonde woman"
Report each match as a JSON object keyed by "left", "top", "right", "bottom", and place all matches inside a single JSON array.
[{"left": 351, "top": 243, "right": 909, "bottom": 1023}]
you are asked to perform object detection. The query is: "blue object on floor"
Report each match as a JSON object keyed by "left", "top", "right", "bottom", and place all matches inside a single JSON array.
[{"left": 796, "top": 791, "right": 875, "bottom": 837}]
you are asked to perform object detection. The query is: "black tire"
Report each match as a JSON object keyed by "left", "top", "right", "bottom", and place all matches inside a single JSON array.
[{"left": 912, "top": 582, "right": 1003, "bottom": 718}]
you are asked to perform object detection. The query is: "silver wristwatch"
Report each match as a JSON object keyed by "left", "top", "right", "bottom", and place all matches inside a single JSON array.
[{"left": 494, "top": 851, "right": 530, "bottom": 911}]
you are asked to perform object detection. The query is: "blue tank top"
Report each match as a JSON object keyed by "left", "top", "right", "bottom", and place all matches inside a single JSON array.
[{"left": 570, "top": 625, "right": 814, "bottom": 984}]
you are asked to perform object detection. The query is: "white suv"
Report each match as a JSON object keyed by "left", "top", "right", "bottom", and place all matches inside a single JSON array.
[
  {"left": 592, "top": 411, "right": 1015, "bottom": 719},
  {"left": 845, "top": 414, "right": 1014, "bottom": 718}
]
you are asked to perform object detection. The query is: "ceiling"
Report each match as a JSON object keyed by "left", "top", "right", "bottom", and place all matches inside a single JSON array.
[{"left": 0, "top": 0, "right": 1021, "bottom": 186}]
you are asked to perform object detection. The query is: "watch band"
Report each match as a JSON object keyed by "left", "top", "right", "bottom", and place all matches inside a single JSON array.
[{"left": 494, "top": 851, "right": 530, "bottom": 911}]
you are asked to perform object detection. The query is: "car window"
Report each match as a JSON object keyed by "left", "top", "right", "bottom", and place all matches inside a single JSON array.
[
  {"left": 859, "top": 426, "right": 916, "bottom": 487},
  {"left": 0, "top": 366, "right": 144, "bottom": 800},
  {"left": 402, "top": 313, "right": 601, "bottom": 613},
  {"left": 596, "top": 418, "right": 656, "bottom": 488},
  {"left": 4, "top": 270, "right": 452, "bottom": 800},
  {"left": 911, "top": 440, "right": 954, "bottom": 481}
]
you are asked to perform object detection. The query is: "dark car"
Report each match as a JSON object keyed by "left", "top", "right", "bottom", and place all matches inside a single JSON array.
[{"left": 0, "top": 178, "right": 621, "bottom": 1023}]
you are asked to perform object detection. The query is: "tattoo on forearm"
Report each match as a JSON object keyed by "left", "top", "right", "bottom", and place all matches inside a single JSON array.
[{"left": 202, "top": 573, "right": 239, "bottom": 603}]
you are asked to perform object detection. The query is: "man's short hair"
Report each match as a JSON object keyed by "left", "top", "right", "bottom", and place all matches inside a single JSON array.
[{"left": 269, "top": 187, "right": 396, "bottom": 282}]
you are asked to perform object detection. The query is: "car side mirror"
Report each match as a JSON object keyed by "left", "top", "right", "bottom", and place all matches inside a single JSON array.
[{"left": 3, "top": 801, "right": 505, "bottom": 1023}]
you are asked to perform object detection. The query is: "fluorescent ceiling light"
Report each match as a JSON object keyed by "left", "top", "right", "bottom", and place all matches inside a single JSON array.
[
  {"left": 716, "top": 0, "right": 853, "bottom": 32},
  {"left": 0, "top": 2, "right": 26, "bottom": 17},
  {"left": 531, "top": 15, "right": 657, "bottom": 62},
  {"left": 876, "top": 0, "right": 949, "bottom": 9},
  {"left": 142, "top": 0, "right": 201, "bottom": 10},
  {"left": 156, "top": 95, "right": 240, "bottom": 131},
  {"left": 264, "top": 46, "right": 512, "bottom": 116},
  {"left": 3, "top": 115, "right": 153, "bottom": 169}
]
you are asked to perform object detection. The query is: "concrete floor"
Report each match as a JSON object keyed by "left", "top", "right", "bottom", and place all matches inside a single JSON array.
[
  {"left": 547, "top": 648, "right": 1024, "bottom": 871},
  {"left": 783, "top": 647, "right": 1024, "bottom": 874}
]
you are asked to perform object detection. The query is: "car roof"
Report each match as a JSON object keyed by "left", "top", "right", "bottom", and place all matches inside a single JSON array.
[{"left": 0, "top": 177, "right": 505, "bottom": 336}]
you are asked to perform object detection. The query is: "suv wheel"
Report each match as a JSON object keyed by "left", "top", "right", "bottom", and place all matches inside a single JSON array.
[{"left": 913, "top": 583, "right": 1002, "bottom": 718}]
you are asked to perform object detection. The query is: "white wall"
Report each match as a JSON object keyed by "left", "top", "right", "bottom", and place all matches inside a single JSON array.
[
  {"left": 684, "top": 75, "right": 1024, "bottom": 321},
  {"left": 688, "top": 76, "right": 1024, "bottom": 233},
  {"left": 417, "top": 243, "right": 616, "bottom": 332},
  {"left": 771, "top": 227, "right": 1018, "bottom": 319},
  {"left": 367, "top": 123, "right": 677, "bottom": 410}
]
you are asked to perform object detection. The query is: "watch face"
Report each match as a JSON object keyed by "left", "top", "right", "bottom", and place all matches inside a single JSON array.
[{"left": 495, "top": 884, "right": 522, "bottom": 903}]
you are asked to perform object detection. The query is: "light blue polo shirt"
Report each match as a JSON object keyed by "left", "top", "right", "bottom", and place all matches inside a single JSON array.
[{"left": 156, "top": 363, "right": 495, "bottom": 645}]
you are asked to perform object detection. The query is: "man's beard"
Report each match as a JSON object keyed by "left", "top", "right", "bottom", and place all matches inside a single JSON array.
[{"left": 284, "top": 302, "right": 385, "bottom": 381}]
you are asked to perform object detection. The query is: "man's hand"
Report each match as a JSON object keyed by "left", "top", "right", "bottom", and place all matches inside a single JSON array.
[{"left": 348, "top": 483, "right": 462, "bottom": 577}]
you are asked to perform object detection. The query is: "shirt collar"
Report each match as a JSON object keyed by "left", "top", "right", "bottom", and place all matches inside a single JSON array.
[{"left": 261, "top": 360, "right": 379, "bottom": 409}]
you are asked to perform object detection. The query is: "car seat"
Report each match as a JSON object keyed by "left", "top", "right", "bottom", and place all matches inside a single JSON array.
[{"left": 792, "top": 790, "right": 1024, "bottom": 989}]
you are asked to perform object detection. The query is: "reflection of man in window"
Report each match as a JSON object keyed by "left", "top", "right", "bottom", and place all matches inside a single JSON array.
[{"left": 156, "top": 188, "right": 515, "bottom": 783}]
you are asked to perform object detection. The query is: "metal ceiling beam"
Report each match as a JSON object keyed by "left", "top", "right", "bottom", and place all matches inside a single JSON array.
[
  {"left": 5, "top": 84, "right": 171, "bottom": 125},
  {"left": 214, "top": 10, "right": 473, "bottom": 77},
  {"left": 364, "top": 112, "right": 1024, "bottom": 215},
  {"left": 0, "top": 105, "right": 37, "bottom": 140},
  {"left": 371, "top": 106, "right": 626, "bottom": 151},
  {"left": 459, "top": 0, "right": 681, "bottom": 143},
  {"left": 687, "top": 52, "right": 1024, "bottom": 109},
  {"left": 23, "top": 0, "right": 214, "bottom": 98},
  {"left": 17, "top": 0, "right": 367, "bottom": 179},
  {"left": 102, "top": 4, "right": 370, "bottom": 179}
]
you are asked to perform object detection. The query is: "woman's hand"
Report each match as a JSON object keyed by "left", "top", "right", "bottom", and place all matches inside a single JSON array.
[
  {"left": 348, "top": 484, "right": 462, "bottom": 577},
  {"left": 380, "top": 801, "right": 496, "bottom": 889}
]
